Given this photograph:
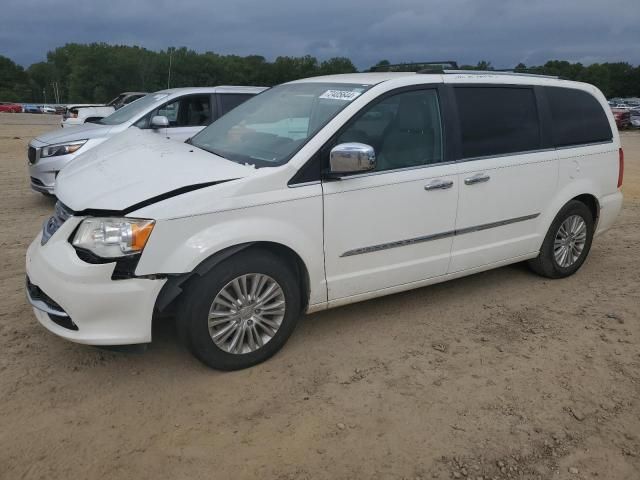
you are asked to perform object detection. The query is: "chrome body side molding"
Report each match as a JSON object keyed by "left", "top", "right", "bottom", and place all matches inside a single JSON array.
[{"left": 340, "top": 213, "right": 540, "bottom": 257}]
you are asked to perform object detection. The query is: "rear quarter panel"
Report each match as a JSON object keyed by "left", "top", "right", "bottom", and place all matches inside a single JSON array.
[{"left": 538, "top": 84, "right": 621, "bottom": 245}]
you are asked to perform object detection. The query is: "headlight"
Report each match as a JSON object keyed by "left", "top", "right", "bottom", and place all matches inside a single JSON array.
[
  {"left": 72, "top": 218, "right": 155, "bottom": 259},
  {"left": 40, "top": 140, "right": 87, "bottom": 158}
]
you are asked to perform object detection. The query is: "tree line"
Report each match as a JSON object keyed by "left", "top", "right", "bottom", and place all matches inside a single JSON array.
[{"left": 1, "top": 43, "right": 639, "bottom": 103}]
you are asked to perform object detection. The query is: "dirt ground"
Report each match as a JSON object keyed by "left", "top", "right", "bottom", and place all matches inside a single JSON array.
[{"left": 1, "top": 113, "right": 639, "bottom": 480}]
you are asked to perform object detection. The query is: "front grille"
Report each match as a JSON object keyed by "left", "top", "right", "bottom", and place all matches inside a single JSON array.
[
  {"left": 28, "top": 146, "right": 37, "bottom": 164},
  {"left": 41, "top": 201, "right": 73, "bottom": 245}
]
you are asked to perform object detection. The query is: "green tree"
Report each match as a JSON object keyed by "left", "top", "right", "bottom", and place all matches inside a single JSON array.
[
  {"left": 476, "top": 60, "right": 493, "bottom": 70},
  {"left": 369, "top": 59, "right": 391, "bottom": 71},
  {"left": 319, "top": 57, "right": 357, "bottom": 75},
  {"left": 602, "top": 62, "right": 636, "bottom": 97},
  {"left": 2, "top": 45, "right": 639, "bottom": 103},
  {"left": 0, "top": 55, "right": 30, "bottom": 101}
]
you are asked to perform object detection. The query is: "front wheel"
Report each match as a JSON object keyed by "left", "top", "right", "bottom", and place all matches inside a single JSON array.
[
  {"left": 528, "top": 200, "right": 595, "bottom": 278},
  {"left": 177, "top": 248, "right": 301, "bottom": 370}
]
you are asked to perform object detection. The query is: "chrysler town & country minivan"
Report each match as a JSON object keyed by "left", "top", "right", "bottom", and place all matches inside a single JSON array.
[{"left": 26, "top": 71, "right": 623, "bottom": 370}]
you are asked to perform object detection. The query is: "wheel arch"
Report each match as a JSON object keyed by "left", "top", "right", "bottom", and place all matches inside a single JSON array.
[
  {"left": 572, "top": 193, "right": 600, "bottom": 226},
  {"left": 535, "top": 181, "right": 602, "bottom": 252},
  {"left": 153, "top": 241, "right": 312, "bottom": 318}
]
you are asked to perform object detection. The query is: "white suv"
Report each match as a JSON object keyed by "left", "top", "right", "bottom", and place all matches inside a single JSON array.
[
  {"left": 28, "top": 86, "right": 266, "bottom": 195},
  {"left": 26, "top": 72, "right": 623, "bottom": 370}
]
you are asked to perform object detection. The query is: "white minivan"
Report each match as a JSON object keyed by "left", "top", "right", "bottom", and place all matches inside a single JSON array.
[{"left": 26, "top": 71, "right": 623, "bottom": 370}]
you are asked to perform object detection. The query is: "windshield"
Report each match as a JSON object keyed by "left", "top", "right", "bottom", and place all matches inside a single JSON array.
[
  {"left": 98, "top": 93, "right": 169, "bottom": 125},
  {"left": 190, "top": 82, "right": 371, "bottom": 167}
]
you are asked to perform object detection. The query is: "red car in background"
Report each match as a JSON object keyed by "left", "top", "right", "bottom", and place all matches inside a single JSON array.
[
  {"left": 0, "top": 102, "right": 23, "bottom": 113},
  {"left": 611, "top": 108, "right": 631, "bottom": 129}
]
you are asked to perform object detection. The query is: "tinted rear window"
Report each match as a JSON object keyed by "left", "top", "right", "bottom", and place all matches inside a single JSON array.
[
  {"left": 455, "top": 87, "right": 540, "bottom": 158},
  {"left": 545, "top": 87, "right": 612, "bottom": 147}
]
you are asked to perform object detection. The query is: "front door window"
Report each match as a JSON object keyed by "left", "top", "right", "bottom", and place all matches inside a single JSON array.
[
  {"left": 156, "top": 95, "right": 212, "bottom": 128},
  {"left": 335, "top": 89, "right": 443, "bottom": 171}
]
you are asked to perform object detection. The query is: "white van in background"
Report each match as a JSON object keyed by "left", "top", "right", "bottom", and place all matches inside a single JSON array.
[{"left": 61, "top": 92, "right": 147, "bottom": 127}]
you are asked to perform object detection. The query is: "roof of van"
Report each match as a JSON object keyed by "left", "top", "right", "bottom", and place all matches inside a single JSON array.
[
  {"left": 291, "top": 72, "right": 418, "bottom": 85},
  {"left": 155, "top": 86, "right": 269, "bottom": 95},
  {"left": 290, "top": 71, "right": 591, "bottom": 89}
]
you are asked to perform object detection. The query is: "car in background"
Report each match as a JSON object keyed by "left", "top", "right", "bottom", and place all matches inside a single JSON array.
[
  {"left": 28, "top": 86, "right": 267, "bottom": 195},
  {"left": 611, "top": 108, "right": 631, "bottom": 129},
  {"left": 60, "top": 103, "right": 97, "bottom": 119},
  {"left": 23, "top": 104, "right": 42, "bottom": 113},
  {"left": 609, "top": 98, "right": 640, "bottom": 109},
  {"left": 0, "top": 102, "right": 23, "bottom": 113},
  {"left": 61, "top": 92, "right": 147, "bottom": 127},
  {"left": 40, "top": 105, "right": 57, "bottom": 114},
  {"left": 630, "top": 108, "right": 640, "bottom": 128}
]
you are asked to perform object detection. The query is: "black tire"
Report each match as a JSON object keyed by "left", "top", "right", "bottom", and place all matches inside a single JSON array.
[
  {"left": 177, "top": 248, "right": 301, "bottom": 370},
  {"left": 528, "top": 200, "right": 595, "bottom": 279}
]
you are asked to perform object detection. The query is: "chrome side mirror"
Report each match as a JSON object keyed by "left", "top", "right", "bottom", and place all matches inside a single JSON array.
[
  {"left": 329, "top": 143, "right": 376, "bottom": 175},
  {"left": 150, "top": 115, "right": 169, "bottom": 129}
]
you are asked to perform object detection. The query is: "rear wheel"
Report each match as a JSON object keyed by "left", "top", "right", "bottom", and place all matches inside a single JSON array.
[
  {"left": 177, "top": 248, "right": 301, "bottom": 370},
  {"left": 528, "top": 200, "right": 594, "bottom": 278}
]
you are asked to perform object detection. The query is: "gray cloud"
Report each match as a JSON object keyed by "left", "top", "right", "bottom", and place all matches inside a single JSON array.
[{"left": 1, "top": 0, "right": 639, "bottom": 69}]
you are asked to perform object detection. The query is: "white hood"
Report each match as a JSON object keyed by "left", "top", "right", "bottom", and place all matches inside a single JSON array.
[
  {"left": 56, "top": 128, "right": 254, "bottom": 212},
  {"left": 34, "top": 122, "right": 116, "bottom": 145}
]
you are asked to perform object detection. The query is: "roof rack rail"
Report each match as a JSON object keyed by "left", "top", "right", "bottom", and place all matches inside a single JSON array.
[
  {"left": 443, "top": 69, "right": 560, "bottom": 79},
  {"left": 371, "top": 61, "right": 459, "bottom": 73}
]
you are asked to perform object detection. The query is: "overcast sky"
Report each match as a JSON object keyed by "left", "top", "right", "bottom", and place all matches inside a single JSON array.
[{"left": 2, "top": 0, "right": 639, "bottom": 69}]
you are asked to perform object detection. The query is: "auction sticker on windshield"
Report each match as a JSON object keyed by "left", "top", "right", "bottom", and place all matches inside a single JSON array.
[{"left": 319, "top": 90, "right": 362, "bottom": 101}]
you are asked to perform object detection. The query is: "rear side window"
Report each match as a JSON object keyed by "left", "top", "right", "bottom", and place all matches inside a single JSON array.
[
  {"left": 545, "top": 87, "right": 612, "bottom": 147},
  {"left": 455, "top": 87, "right": 540, "bottom": 158},
  {"left": 218, "top": 94, "right": 254, "bottom": 117}
]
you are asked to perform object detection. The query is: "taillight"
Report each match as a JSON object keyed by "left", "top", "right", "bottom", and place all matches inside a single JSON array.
[{"left": 618, "top": 147, "right": 624, "bottom": 188}]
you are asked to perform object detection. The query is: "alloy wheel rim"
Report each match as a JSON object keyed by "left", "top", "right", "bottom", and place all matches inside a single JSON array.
[
  {"left": 208, "top": 273, "right": 286, "bottom": 354},
  {"left": 553, "top": 215, "right": 587, "bottom": 268}
]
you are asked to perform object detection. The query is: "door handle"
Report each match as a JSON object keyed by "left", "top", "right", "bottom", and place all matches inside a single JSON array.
[
  {"left": 464, "top": 173, "right": 490, "bottom": 185},
  {"left": 424, "top": 180, "right": 454, "bottom": 191}
]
